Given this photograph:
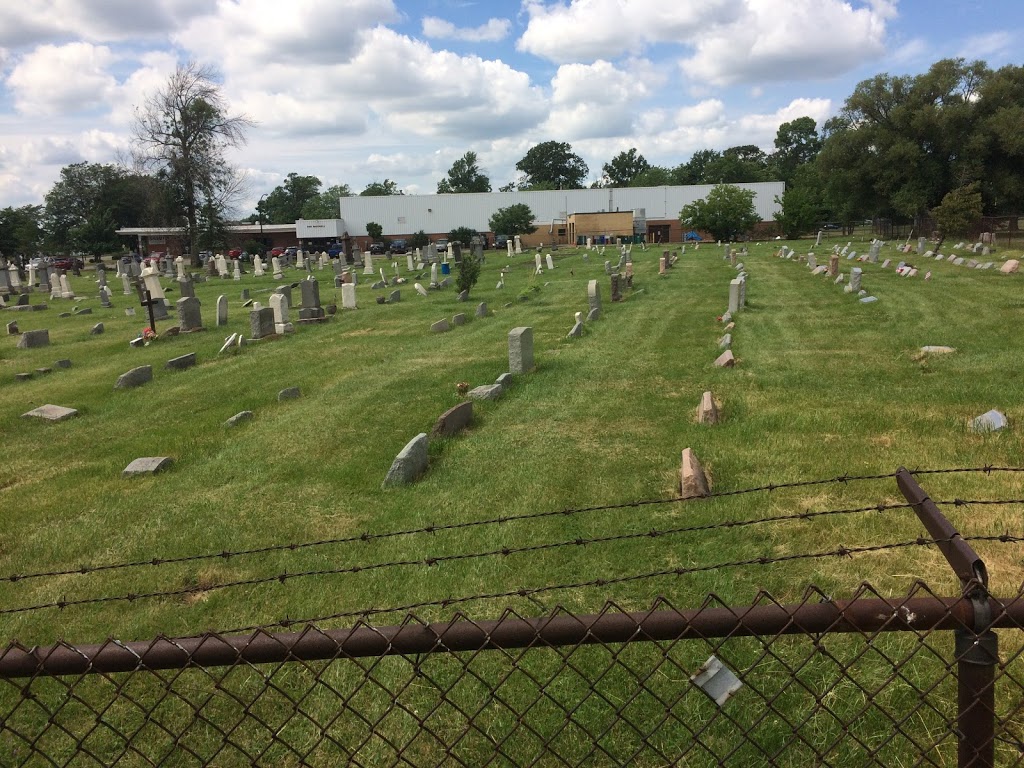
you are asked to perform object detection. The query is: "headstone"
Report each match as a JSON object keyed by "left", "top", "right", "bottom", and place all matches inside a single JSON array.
[
  {"left": 580, "top": 280, "right": 601, "bottom": 319},
  {"left": 999, "top": 260, "right": 1019, "bottom": 274},
  {"left": 16, "top": 329, "right": 49, "bottom": 348},
  {"left": 430, "top": 318, "right": 450, "bottom": 333},
  {"left": 6, "top": 321, "right": 18, "bottom": 335},
  {"left": 807, "top": 254, "right": 817, "bottom": 270},
  {"left": 299, "top": 278, "right": 325, "bottom": 320},
  {"left": 969, "top": 409, "right": 1008, "bottom": 433},
  {"left": 469, "top": 384, "right": 503, "bottom": 400},
  {"left": 249, "top": 307, "right": 275, "bottom": 339},
  {"left": 431, "top": 402, "right": 473, "bottom": 437},
  {"left": 165, "top": 353, "right": 197, "bottom": 371},
  {"left": 850, "top": 267, "right": 862, "bottom": 292},
  {"left": 387, "top": 289, "right": 401, "bottom": 303},
  {"left": 659, "top": 257, "right": 666, "bottom": 275},
  {"left": 610, "top": 274, "right": 622, "bottom": 302},
  {"left": 680, "top": 448, "right": 710, "bottom": 498},
  {"left": 828, "top": 255, "right": 839, "bottom": 277},
  {"left": 452, "top": 313, "right": 466, "bottom": 326},
  {"left": 270, "top": 293, "right": 293, "bottom": 334},
  {"left": 341, "top": 283, "right": 357, "bottom": 309},
  {"left": 430, "top": 263, "right": 438, "bottom": 286},
  {"left": 476, "top": 302, "right": 488, "bottom": 318},
  {"left": 714, "top": 350, "right": 735, "bottom": 368},
  {"left": 59, "top": 274, "right": 75, "bottom": 299},
  {"left": 122, "top": 457, "right": 173, "bottom": 477},
  {"left": 363, "top": 251, "right": 374, "bottom": 275},
  {"left": 253, "top": 255, "right": 265, "bottom": 277},
  {"left": 728, "top": 279, "right": 741, "bottom": 314},
  {"left": 535, "top": 254, "right": 543, "bottom": 274},
  {"left": 22, "top": 404, "right": 78, "bottom": 422},
  {"left": 233, "top": 260, "right": 241, "bottom": 281},
  {"left": 719, "top": 334, "right": 731, "bottom": 349},
  {"left": 272, "top": 257, "right": 283, "bottom": 280},
  {"left": 859, "top": 296, "right": 878, "bottom": 304},
  {"left": 508, "top": 327, "right": 534, "bottom": 373},
  {"left": 114, "top": 365, "right": 153, "bottom": 389},
  {"left": 177, "top": 297, "right": 204, "bottom": 332},
  {"left": 381, "top": 433, "right": 429, "bottom": 488},
  {"left": 225, "top": 411, "right": 254, "bottom": 427},
  {"left": 546, "top": 254, "right": 555, "bottom": 270},
  {"left": 278, "top": 387, "right": 301, "bottom": 401},
  {"left": 90, "top": 322, "right": 104, "bottom": 335},
  {"left": 696, "top": 391, "right": 719, "bottom": 425}
]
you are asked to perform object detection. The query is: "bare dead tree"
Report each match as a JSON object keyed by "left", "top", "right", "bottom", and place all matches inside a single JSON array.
[{"left": 130, "top": 61, "right": 254, "bottom": 265}]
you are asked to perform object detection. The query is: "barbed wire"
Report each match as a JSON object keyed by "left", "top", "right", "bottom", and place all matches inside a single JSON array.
[
  {"left": 5, "top": 466, "right": 1017, "bottom": 587},
  {"left": 220, "top": 535, "right": 974, "bottom": 635},
  {"left": 0, "top": 500, "right": 921, "bottom": 618}
]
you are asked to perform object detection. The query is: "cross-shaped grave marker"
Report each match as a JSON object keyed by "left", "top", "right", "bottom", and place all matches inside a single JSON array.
[{"left": 133, "top": 279, "right": 160, "bottom": 332}]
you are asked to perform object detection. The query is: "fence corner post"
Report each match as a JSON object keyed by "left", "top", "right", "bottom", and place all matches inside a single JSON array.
[{"left": 956, "top": 627, "right": 997, "bottom": 768}]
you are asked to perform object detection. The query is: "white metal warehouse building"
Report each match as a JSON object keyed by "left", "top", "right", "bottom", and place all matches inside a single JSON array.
[{"left": 335, "top": 182, "right": 784, "bottom": 241}]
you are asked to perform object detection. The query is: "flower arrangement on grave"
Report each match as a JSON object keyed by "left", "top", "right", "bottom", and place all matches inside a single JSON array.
[
  {"left": 142, "top": 327, "right": 158, "bottom": 345},
  {"left": 456, "top": 381, "right": 469, "bottom": 397}
]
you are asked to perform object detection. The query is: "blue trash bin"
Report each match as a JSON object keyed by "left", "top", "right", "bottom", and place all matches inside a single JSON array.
[{"left": 441, "top": 263, "right": 451, "bottom": 275}]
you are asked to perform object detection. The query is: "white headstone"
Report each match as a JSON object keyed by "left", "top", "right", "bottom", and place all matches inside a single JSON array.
[
  {"left": 514, "top": 235, "right": 522, "bottom": 254},
  {"left": 270, "top": 292, "right": 293, "bottom": 334},
  {"left": 59, "top": 273, "right": 75, "bottom": 299},
  {"left": 546, "top": 254, "right": 555, "bottom": 270},
  {"left": 341, "top": 283, "right": 357, "bottom": 309},
  {"left": 363, "top": 251, "right": 374, "bottom": 275},
  {"left": 272, "top": 256, "right": 283, "bottom": 279},
  {"left": 253, "top": 255, "right": 265, "bottom": 277},
  {"left": 233, "top": 260, "right": 241, "bottom": 281},
  {"left": 175, "top": 255, "right": 186, "bottom": 280}
]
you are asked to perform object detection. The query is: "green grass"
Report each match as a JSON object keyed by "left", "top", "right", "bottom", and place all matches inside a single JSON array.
[{"left": 2, "top": 241, "right": 1023, "bottom": 765}]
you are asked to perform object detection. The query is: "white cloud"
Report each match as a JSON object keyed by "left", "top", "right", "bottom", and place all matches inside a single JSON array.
[
  {"left": 7, "top": 43, "right": 118, "bottom": 116},
  {"left": 543, "top": 60, "right": 645, "bottom": 139},
  {"left": 957, "top": 31, "right": 1012, "bottom": 59},
  {"left": 518, "top": 0, "right": 744, "bottom": 63},
  {"left": 0, "top": 0, "right": 217, "bottom": 48},
  {"left": 681, "top": 0, "right": 890, "bottom": 86},
  {"left": 422, "top": 16, "right": 512, "bottom": 42}
]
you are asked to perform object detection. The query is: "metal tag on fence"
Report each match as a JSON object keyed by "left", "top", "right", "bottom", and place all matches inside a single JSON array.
[{"left": 691, "top": 655, "right": 742, "bottom": 706}]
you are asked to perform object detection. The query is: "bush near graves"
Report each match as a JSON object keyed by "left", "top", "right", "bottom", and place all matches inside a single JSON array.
[
  {"left": 448, "top": 227, "right": 477, "bottom": 248},
  {"left": 455, "top": 254, "right": 480, "bottom": 294},
  {"left": 488, "top": 203, "right": 537, "bottom": 239},
  {"left": 931, "top": 183, "right": 983, "bottom": 238},
  {"left": 366, "top": 222, "right": 384, "bottom": 241},
  {"left": 409, "top": 229, "right": 429, "bottom": 249}
]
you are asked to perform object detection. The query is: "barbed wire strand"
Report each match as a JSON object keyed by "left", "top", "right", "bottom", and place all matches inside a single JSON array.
[{"left": 6, "top": 465, "right": 1019, "bottom": 587}]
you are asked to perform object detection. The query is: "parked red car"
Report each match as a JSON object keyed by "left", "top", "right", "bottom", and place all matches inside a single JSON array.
[
  {"left": 228, "top": 249, "right": 242, "bottom": 259},
  {"left": 270, "top": 247, "right": 286, "bottom": 257}
]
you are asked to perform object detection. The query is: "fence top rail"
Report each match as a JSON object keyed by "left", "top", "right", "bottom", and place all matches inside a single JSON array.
[{"left": 4, "top": 583, "right": 1023, "bottom": 678}]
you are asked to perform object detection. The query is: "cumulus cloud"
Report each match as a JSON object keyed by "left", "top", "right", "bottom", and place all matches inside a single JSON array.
[
  {"left": 7, "top": 43, "right": 118, "bottom": 116},
  {"left": 518, "top": 0, "right": 744, "bottom": 63},
  {"left": 542, "top": 60, "right": 646, "bottom": 139},
  {"left": 173, "top": 0, "right": 400, "bottom": 70},
  {"left": 422, "top": 16, "right": 512, "bottom": 42},
  {"left": 0, "top": 0, "right": 217, "bottom": 48},
  {"left": 681, "top": 0, "right": 890, "bottom": 86}
]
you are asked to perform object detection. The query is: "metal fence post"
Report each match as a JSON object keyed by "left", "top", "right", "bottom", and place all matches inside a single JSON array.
[
  {"left": 896, "top": 468, "right": 996, "bottom": 768},
  {"left": 956, "top": 628, "right": 997, "bottom": 768}
]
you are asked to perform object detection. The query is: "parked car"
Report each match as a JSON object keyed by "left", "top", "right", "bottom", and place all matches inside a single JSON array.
[
  {"left": 821, "top": 223, "right": 841, "bottom": 230},
  {"left": 270, "top": 246, "right": 286, "bottom": 257},
  {"left": 328, "top": 242, "right": 346, "bottom": 259},
  {"left": 493, "top": 234, "right": 509, "bottom": 251},
  {"left": 434, "top": 238, "right": 449, "bottom": 254},
  {"left": 390, "top": 239, "right": 408, "bottom": 254},
  {"left": 228, "top": 248, "right": 242, "bottom": 258},
  {"left": 53, "top": 256, "right": 84, "bottom": 270},
  {"left": 369, "top": 242, "right": 386, "bottom": 254},
  {"left": 284, "top": 246, "right": 298, "bottom": 257}
]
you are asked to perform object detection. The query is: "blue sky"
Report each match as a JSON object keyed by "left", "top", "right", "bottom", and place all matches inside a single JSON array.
[{"left": 0, "top": 0, "right": 1020, "bottom": 214}]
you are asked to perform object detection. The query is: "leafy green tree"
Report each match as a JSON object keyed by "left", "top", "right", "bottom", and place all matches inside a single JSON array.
[
  {"left": 602, "top": 148, "right": 650, "bottom": 187},
  {"left": 515, "top": 141, "right": 589, "bottom": 189},
  {"left": 679, "top": 184, "right": 760, "bottom": 242},
  {"left": 409, "top": 230, "right": 429, "bottom": 249},
  {"left": 44, "top": 162, "right": 123, "bottom": 253},
  {"left": 262, "top": 173, "right": 322, "bottom": 223},
  {"left": 448, "top": 226, "right": 477, "bottom": 247},
  {"left": 931, "top": 183, "right": 983, "bottom": 237},
  {"left": 773, "top": 168, "right": 823, "bottom": 239},
  {"left": 196, "top": 196, "right": 231, "bottom": 253},
  {"left": 497, "top": 181, "right": 517, "bottom": 192},
  {"left": 455, "top": 254, "right": 481, "bottom": 294},
  {"left": 300, "top": 184, "right": 351, "bottom": 219},
  {"left": 630, "top": 166, "right": 675, "bottom": 187},
  {"left": 437, "top": 152, "right": 491, "bottom": 193},
  {"left": 771, "top": 117, "right": 822, "bottom": 186},
  {"left": 360, "top": 179, "right": 401, "bottom": 196},
  {"left": 366, "top": 222, "right": 384, "bottom": 240},
  {"left": 0, "top": 205, "right": 44, "bottom": 256},
  {"left": 131, "top": 61, "right": 253, "bottom": 265},
  {"left": 488, "top": 204, "right": 537, "bottom": 238}
]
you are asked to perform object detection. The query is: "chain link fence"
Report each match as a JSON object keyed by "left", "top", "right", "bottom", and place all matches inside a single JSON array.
[{"left": 2, "top": 468, "right": 1023, "bottom": 766}]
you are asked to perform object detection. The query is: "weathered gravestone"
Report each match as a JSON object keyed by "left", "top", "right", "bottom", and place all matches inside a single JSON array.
[
  {"left": 177, "top": 297, "right": 204, "bottom": 332},
  {"left": 508, "top": 327, "right": 534, "bottom": 373}
]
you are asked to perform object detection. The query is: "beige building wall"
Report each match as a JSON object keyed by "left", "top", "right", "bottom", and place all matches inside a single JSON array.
[{"left": 568, "top": 212, "right": 634, "bottom": 244}]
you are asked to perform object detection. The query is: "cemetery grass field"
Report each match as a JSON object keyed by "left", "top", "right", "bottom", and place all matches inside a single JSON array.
[{"left": 2, "top": 239, "right": 1023, "bottom": 764}]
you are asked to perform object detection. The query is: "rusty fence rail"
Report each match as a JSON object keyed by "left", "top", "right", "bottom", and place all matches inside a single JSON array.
[{"left": 1, "top": 468, "right": 1023, "bottom": 765}]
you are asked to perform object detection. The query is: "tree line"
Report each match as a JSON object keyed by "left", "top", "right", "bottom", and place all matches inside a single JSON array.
[{"left": 4, "top": 56, "right": 1021, "bottom": 262}]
